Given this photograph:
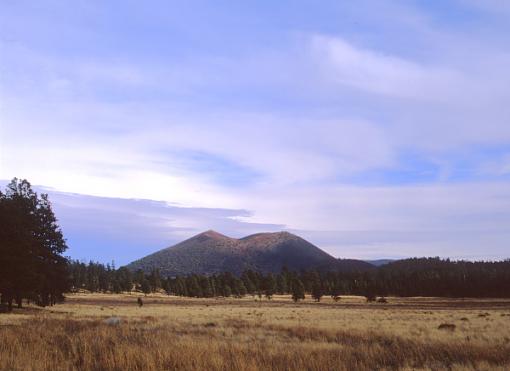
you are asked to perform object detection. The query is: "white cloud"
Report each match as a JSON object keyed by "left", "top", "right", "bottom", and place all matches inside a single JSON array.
[{"left": 310, "top": 35, "right": 457, "bottom": 101}]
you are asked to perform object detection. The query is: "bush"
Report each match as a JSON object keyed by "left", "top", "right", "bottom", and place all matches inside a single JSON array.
[
  {"left": 438, "top": 323, "right": 456, "bottom": 331},
  {"left": 365, "top": 294, "right": 377, "bottom": 302}
]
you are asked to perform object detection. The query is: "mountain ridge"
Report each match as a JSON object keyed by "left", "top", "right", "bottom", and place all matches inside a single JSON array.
[
  {"left": 364, "top": 259, "right": 396, "bottom": 267},
  {"left": 126, "top": 230, "right": 373, "bottom": 276}
]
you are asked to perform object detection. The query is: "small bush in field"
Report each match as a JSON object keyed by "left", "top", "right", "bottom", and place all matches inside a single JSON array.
[
  {"left": 365, "top": 294, "right": 377, "bottom": 302},
  {"left": 438, "top": 323, "right": 456, "bottom": 331}
]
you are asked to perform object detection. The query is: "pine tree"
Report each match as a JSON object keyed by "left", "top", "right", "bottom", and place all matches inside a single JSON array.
[
  {"left": 237, "top": 280, "right": 247, "bottom": 297},
  {"left": 311, "top": 282, "right": 323, "bottom": 302},
  {"left": 0, "top": 179, "right": 69, "bottom": 310},
  {"left": 241, "top": 271, "right": 256, "bottom": 295},
  {"left": 330, "top": 283, "right": 342, "bottom": 302},
  {"left": 291, "top": 279, "right": 305, "bottom": 302},
  {"left": 223, "top": 285, "right": 232, "bottom": 297},
  {"left": 276, "top": 274, "right": 288, "bottom": 294},
  {"left": 187, "top": 276, "right": 202, "bottom": 297},
  {"left": 140, "top": 279, "right": 151, "bottom": 294},
  {"left": 149, "top": 269, "right": 162, "bottom": 292},
  {"left": 264, "top": 273, "right": 276, "bottom": 300}
]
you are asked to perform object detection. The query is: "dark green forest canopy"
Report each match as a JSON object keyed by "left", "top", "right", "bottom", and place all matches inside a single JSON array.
[{"left": 69, "top": 257, "right": 510, "bottom": 300}]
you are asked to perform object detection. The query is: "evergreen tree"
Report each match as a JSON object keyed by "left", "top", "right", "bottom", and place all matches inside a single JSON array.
[
  {"left": 311, "top": 282, "right": 323, "bottom": 302},
  {"left": 148, "top": 268, "right": 162, "bottom": 292},
  {"left": 236, "top": 280, "right": 247, "bottom": 297},
  {"left": 241, "top": 272, "right": 256, "bottom": 295},
  {"left": 140, "top": 279, "right": 151, "bottom": 294},
  {"left": 116, "top": 267, "right": 133, "bottom": 292},
  {"left": 330, "top": 283, "right": 342, "bottom": 302},
  {"left": 291, "top": 279, "right": 305, "bottom": 302},
  {"left": 276, "top": 274, "right": 288, "bottom": 294},
  {"left": 199, "top": 276, "right": 213, "bottom": 297},
  {"left": 264, "top": 273, "right": 276, "bottom": 300},
  {"left": 0, "top": 179, "right": 69, "bottom": 311},
  {"left": 187, "top": 275, "right": 202, "bottom": 297},
  {"left": 223, "top": 285, "right": 232, "bottom": 297}
]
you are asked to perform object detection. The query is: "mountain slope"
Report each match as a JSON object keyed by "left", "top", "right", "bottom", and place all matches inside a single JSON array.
[
  {"left": 335, "top": 258, "right": 376, "bottom": 272},
  {"left": 126, "top": 230, "right": 248, "bottom": 276},
  {"left": 364, "top": 259, "right": 396, "bottom": 267},
  {"left": 126, "top": 230, "right": 368, "bottom": 276}
]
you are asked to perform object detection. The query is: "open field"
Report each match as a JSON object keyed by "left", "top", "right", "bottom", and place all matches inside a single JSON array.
[{"left": 1, "top": 294, "right": 510, "bottom": 370}]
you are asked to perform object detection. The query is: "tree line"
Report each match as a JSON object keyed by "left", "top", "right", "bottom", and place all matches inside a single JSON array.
[
  {"left": 68, "top": 257, "right": 510, "bottom": 300},
  {"left": 68, "top": 261, "right": 308, "bottom": 301}
]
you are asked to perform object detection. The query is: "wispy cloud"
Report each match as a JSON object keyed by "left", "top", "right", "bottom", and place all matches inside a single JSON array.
[
  {"left": 310, "top": 34, "right": 463, "bottom": 101},
  {"left": 35, "top": 188, "right": 284, "bottom": 264}
]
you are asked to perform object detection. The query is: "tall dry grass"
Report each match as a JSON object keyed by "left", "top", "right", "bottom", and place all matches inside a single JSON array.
[
  {"left": 0, "top": 316, "right": 509, "bottom": 370},
  {"left": 1, "top": 294, "right": 510, "bottom": 370}
]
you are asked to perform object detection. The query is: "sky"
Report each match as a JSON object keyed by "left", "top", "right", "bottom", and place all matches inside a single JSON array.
[{"left": 1, "top": 1, "right": 510, "bottom": 265}]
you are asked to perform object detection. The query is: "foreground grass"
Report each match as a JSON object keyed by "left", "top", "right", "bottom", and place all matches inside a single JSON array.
[{"left": 1, "top": 294, "right": 510, "bottom": 370}]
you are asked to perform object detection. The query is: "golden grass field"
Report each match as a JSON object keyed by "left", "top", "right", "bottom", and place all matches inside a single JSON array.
[{"left": 1, "top": 294, "right": 510, "bottom": 370}]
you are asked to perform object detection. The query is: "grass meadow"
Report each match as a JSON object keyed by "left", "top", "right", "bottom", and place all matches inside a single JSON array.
[{"left": 1, "top": 294, "right": 510, "bottom": 370}]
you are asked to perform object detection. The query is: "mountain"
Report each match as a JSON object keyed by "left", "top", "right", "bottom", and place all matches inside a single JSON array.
[
  {"left": 335, "top": 258, "right": 376, "bottom": 271},
  {"left": 125, "top": 230, "right": 371, "bottom": 276},
  {"left": 364, "top": 259, "right": 396, "bottom": 267}
]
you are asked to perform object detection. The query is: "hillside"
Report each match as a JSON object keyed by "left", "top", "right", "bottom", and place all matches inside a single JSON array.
[
  {"left": 364, "top": 259, "right": 396, "bottom": 267},
  {"left": 125, "top": 230, "right": 370, "bottom": 276}
]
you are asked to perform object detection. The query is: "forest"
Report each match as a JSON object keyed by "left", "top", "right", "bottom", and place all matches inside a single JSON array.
[{"left": 68, "top": 257, "right": 510, "bottom": 300}]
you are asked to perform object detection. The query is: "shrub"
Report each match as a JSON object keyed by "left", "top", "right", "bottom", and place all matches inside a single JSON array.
[
  {"left": 365, "top": 294, "right": 377, "bottom": 302},
  {"left": 438, "top": 323, "right": 456, "bottom": 331}
]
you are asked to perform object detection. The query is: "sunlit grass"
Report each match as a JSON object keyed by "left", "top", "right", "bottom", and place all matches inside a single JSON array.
[{"left": 1, "top": 293, "right": 509, "bottom": 370}]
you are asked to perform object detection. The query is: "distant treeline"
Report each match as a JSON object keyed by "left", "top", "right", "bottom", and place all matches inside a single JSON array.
[{"left": 69, "top": 258, "right": 510, "bottom": 300}]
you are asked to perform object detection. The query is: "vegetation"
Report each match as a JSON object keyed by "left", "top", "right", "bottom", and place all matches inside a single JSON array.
[
  {"left": 1, "top": 294, "right": 510, "bottom": 370},
  {"left": 68, "top": 258, "right": 510, "bottom": 299},
  {"left": 0, "top": 179, "right": 69, "bottom": 311},
  {"left": 291, "top": 278, "right": 305, "bottom": 302}
]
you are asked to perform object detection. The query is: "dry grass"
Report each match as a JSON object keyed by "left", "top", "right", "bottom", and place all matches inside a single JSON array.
[{"left": 1, "top": 294, "right": 510, "bottom": 370}]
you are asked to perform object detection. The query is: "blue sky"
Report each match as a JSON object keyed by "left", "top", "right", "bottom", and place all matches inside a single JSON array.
[{"left": 1, "top": 1, "right": 510, "bottom": 264}]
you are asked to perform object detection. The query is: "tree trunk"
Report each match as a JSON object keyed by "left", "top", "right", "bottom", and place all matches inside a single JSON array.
[
  {"left": 7, "top": 298, "right": 13, "bottom": 312},
  {"left": 15, "top": 295, "right": 22, "bottom": 308}
]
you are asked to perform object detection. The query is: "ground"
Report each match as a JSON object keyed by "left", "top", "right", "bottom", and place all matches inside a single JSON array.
[{"left": 1, "top": 294, "right": 510, "bottom": 370}]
